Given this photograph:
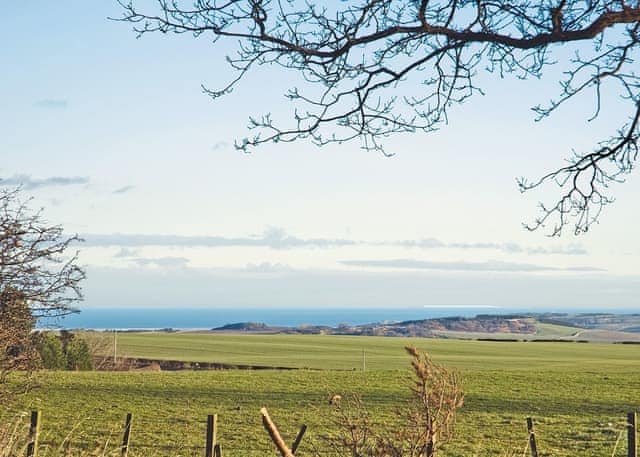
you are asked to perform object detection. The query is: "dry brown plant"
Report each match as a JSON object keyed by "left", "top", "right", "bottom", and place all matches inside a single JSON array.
[{"left": 328, "top": 346, "right": 464, "bottom": 457}]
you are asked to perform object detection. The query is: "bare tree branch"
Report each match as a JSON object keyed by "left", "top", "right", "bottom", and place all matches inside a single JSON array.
[
  {"left": 115, "top": 0, "right": 640, "bottom": 235},
  {"left": 0, "top": 188, "right": 85, "bottom": 319}
]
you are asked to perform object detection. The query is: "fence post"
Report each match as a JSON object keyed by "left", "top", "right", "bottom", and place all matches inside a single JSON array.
[
  {"left": 26, "top": 410, "right": 41, "bottom": 457},
  {"left": 206, "top": 414, "right": 218, "bottom": 457},
  {"left": 291, "top": 424, "right": 307, "bottom": 454},
  {"left": 526, "top": 417, "right": 538, "bottom": 457},
  {"left": 121, "top": 413, "right": 132, "bottom": 457},
  {"left": 629, "top": 412, "right": 637, "bottom": 457},
  {"left": 261, "top": 407, "right": 294, "bottom": 457},
  {"left": 425, "top": 438, "right": 434, "bottom": 457}
]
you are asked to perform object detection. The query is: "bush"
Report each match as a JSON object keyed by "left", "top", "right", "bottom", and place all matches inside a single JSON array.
[
  {"left": 33, "top": 332, "right": 93, "bottom": 371},
  {"left": 329, "top": 346, "right": 464, "bottom": 457},
  {"left": 34, "top": 333, "right": 65, "bottom": 370},
  {"left": 0, "top": 289, "right": 39, "bottom": 384},
  {"left": 65, "top": 337, "right": 92, "bottom": 371}
]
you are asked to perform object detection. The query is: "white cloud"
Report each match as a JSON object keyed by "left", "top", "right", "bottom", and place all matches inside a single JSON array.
[
  {"left": 132, "top": 256, "right": 190, "bottom": 268},
  {"left": 340, "top": 259, "right": 603, "bottom": 272},
  {"left": 34, "top": 99, "right": 68, "bottom": 109},
  {"left": 81, "top": 227, "right": 356, "bottom": 249},
  {"left": 244, "top": 262, "right": 293, "bottom": 273},
  {"left": 0, "top": 174, "right": 89, "bottom": 190},
  {"left": 113, "top": 185, "right": 135, "bottom": 194},
  {"left": 113, "top": 247, "right": 139, "bottom": 258},
  {"left": 79, "top": 227, "right": 588, "bottom": 255}
]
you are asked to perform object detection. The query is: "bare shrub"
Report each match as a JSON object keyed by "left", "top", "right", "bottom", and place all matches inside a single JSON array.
[
  {"left": 328, "top": 346, "right": 464, "bottom": 457},
  {"left": 77, "top": 331, "right": 113, "bottom": 371}
]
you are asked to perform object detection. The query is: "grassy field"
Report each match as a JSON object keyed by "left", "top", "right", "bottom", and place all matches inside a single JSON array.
[
  {"left": 109, "top": 331, "right": 640, "bottom": 371},
  {"left": 4, "top": 334, "right": 640, "bottom": 457}
]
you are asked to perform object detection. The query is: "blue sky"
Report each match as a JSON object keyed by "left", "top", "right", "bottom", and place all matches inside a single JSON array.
[{"left": 2, "top": 2, "right": 639, "bottom": 310}]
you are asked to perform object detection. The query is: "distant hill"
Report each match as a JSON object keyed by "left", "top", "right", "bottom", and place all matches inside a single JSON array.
[
  {"left": 212, "top": 322, "right": 281, "bottom": 332},
  {"left": 207, "top": 313, "right": 640, "bottom": 342},
  {"left": 537, "top": 313, "right": 640, "bottom": 332},
  {"left": 325, "top": 315, "right": 537, "bottom": 337}
]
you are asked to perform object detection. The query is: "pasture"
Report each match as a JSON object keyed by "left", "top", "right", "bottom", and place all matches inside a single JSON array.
[
  {"left": 108, "top": 331, "right": 640, "bottom": 371},
  {"left": 5, "top": 335, "right": 640, "bottom": 457}
]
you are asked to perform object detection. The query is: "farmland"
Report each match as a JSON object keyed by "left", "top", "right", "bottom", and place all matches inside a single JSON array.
[
  {"left": 5, "top": 334, "right": 640, "bottom": 457},
  {"left": 109, "top": 331, "right": 639, "bottom": 370}
]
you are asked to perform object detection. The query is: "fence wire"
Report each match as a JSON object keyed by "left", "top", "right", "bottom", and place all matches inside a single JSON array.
[{"left": 8, "top": 409, "right": 638, "bottom": 457}]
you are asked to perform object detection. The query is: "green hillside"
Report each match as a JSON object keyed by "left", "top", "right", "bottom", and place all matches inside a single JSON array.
[{"left": 109, "top": 332, "right": 640, "bottom": 371}]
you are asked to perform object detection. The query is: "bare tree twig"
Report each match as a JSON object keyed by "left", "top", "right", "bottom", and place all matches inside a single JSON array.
[{"left": 115, "top": 1, "right": 640, "bottom": 235}]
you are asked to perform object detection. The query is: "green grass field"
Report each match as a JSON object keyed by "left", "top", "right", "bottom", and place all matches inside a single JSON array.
[
  {"left": 4, "top": 334, "right": 640, "bottom": 457},
  {"left": 110, "top": 331, "right": 640, "bottom": 371}
]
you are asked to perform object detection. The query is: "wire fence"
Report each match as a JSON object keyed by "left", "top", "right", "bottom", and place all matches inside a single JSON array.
[{"left": 4, "top": 409, "right": 638, "bottom": 457}]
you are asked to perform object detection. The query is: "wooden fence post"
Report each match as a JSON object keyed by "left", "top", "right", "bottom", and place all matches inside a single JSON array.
[
  {"left": 261, "top": 407, "right": 294, "bottom": 457},
  {"left": 206, "top": 414, "right": 218, "bottom": 457},
  {"left": 526, "top": 417, "right": 538, "bottom": 457},
  {"left": 121, "top": 413, "right": 132, "bottom": 457},
  {"left": 26, "top": 410, "right": 41, "bottom": 457},
  {"left": 291, "top": 424, "right": 307, "bottom": 454},
  {"left": 629, "top": 412, "right": 637, "bottom": 457},
  {"left": 425, "top": 437, "right": 434, "bottom": 457}
]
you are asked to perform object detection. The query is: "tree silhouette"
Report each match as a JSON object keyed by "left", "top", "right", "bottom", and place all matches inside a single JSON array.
[
  {"left": 117, "top": 1, "right": 640, "bottom": 235},
  {"left": 0, "top": 188, "right": 85, "bottom": 319}
]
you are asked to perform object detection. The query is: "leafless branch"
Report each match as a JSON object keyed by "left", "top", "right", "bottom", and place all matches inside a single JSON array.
[
  {"left": 115, "top": 0, "right": 640, "bottom": 235},
  {"left": 0, "top": 188, "right": 85, "bottom": 318}
]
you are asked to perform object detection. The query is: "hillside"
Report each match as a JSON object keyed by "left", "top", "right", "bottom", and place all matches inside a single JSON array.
[
  {"left": 209, "top": 313, "right": 640, "bottom": 342},
  {"left": 537, "top": 313, "right": 640, "bottom": 332}
]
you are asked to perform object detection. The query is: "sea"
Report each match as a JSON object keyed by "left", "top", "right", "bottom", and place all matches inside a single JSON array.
[{"left": 35, "top": 305, "right": 617, "bottom": 330}]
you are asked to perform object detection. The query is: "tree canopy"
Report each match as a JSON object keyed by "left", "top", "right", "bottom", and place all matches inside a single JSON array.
[{"left": 117, "top": 1, "right": 640, "bottom": 235}]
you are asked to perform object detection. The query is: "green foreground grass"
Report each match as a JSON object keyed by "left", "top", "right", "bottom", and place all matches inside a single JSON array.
[{"left": 4, "top": 335, "right": 640, "bottom": 457}]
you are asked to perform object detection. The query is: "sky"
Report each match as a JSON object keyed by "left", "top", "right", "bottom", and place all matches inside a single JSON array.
[{"left": 2, "top": 2, "right": 639, "bottom": 311}]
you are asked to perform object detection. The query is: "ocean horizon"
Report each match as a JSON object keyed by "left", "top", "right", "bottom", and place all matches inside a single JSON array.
[{"left": 36, "top": 306, "right": 634, "bottom": 330}]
